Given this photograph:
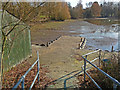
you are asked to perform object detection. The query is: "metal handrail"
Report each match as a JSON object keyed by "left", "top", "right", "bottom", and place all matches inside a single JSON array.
[
  {"left": 82, "top": 49, "right": 100, "bottom": 57},
  {"left": 64, "top": 70, "right": 83, "bottom": 89},
  {"left": 63, "top": 50, "right": 101, "bottom": 89},
  {"left": 12, "top": 51, "right": 40, "bottom": 90},
  {"left": 85, "top": 70, "right": 101, "bottom": 89},
  {"left": 64, "top": 50, "right": 120, "bottom": 89},
  {"left": 82, "top": 50, "right": 120, "bottom": 90}
]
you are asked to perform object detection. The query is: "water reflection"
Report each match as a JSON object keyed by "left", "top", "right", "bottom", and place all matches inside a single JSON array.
[{"left": 70, "top": 22, "right": 119, "bottom": 51}]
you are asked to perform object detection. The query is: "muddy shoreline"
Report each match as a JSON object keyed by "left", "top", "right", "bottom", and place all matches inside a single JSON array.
[{"left": 30, "top": 20, "right": 119, "bottom": 52}]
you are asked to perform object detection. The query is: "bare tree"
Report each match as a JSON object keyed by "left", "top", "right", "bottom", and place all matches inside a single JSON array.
[{"left": 0, "top": 1, "right": 45, "bottom": 89}]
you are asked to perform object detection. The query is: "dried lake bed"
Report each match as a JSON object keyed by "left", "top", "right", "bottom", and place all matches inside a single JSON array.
[{"left": 31, "top": 20, "right": 119, "bottom": 52}]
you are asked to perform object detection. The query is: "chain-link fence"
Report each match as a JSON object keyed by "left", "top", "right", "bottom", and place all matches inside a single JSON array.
[{"left": 1, "top": 11, "right": 32, "bottom": 73}]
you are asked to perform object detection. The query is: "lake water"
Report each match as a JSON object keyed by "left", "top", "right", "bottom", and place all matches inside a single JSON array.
[{"left": 69, "top": 21, "right": 119, "bottom": 52}]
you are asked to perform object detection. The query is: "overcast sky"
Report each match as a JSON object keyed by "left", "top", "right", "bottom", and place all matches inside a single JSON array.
[{"left": 65, "top": 0, "right": 120, "bottom": 8}]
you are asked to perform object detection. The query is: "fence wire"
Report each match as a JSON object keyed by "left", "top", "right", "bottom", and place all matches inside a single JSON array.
[{"left": 1, "top": 11, "right": 31, "bottom": 72}]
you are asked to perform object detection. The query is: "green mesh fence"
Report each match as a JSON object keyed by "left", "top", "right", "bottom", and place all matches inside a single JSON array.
[
  {"left": 0, "top": 4, "right": 2, "bottom": 62},
  {"left": 0, "top": 3, "right": 2, "bottom": 88},
  {"left": 1, "top": 11, "right": 32, "bottom": 72}
]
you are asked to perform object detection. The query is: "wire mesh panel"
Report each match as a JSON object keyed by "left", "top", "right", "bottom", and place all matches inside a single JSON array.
[
  {"left": 1, "top": 11, "right": 31, "bottom": 72},
  {"left": 0, "top": 2, "right": 2, "bottom": 89},
  {"left": 0, "top": 3, "right": 2, "bottom": 63}
]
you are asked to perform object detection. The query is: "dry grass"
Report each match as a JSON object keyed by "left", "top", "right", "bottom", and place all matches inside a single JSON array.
[
  {"left": 84, "top": 18, "right": 120, "bottom": 25},
  {"left": 30, "top": 19, "right": 76, "bottom": 31},
  {"left": 2, "top": 59, "right": 54, "bottom": 88},
  {"left": 77, "top": 52, "right": 119, "bottom": 89},
  {"left": 29, "top": 19, "right": 77, "bottom": 44}
]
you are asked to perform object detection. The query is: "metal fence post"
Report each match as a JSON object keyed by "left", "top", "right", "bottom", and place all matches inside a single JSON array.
[
  {"left": 22, "top": 78, "right": 24, "bottom": 90},
  {"left": 37, "top": 61, "right": 39, "bottom": 83},
  {"left": 113, "top": 83, "right": 117, "bottom": 90},
  {"left": 84, "top": 55, "right": 87, "bottom": 82},
  {"left": 99, "top": 50, "right": 101, "bottom": 67},
  {"left": 37, "top": 51, "right": 39, "bottom": 83},
  {"left": 64, "top": 80, "right": 67, "bottom": 90}
]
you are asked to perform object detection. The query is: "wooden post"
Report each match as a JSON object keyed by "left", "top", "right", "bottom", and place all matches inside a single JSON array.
[
  {"left": 111, "top": 45, "right": 114, "bottom": 52},
  {"left": 78, "top": 43, "right": 80, "bottom": 49},
  {"left": 81, "top": 38, "right": 82, "bottom": 42},
  {"left": 84, "top": 55, "right": 87, "bottom": 82},
  {"left": 99, "top": 50, "right": 101, "bottom": 67}
]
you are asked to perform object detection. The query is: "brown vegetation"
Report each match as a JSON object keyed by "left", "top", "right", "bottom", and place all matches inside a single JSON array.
[
  {"left": 2, "top": 59, "right": 54, "bottom": 88},
  {"left": 91, "top": 2, "right": 101, "bottom": 17},
  {"left": 5, "top": 1, "right": 71, "bottom": 22},
  {"left": 77, "top": 53, "right": 119, "bottom": 89}
]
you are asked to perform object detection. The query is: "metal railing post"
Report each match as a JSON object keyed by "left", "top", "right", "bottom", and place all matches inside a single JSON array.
[
  {"left": 64, "top": 80, "right": 67, "bottom": 90},
  {"left": 37, "top": 51, "right": 40, "bottom": 83},
  {"left": 12, "top": 51, "right": 41, "bottom": 89},
  {"left": 99, "top": 50, "right": 101, "bottom": 67},
  {"left": 113, "top": 83, "right": 117, "bottom": 90},
  {"left": 84, "top": 55, "right": 87, "bottom": 82},
  {"left": 81, "top": 50, "right": 120, "bottom": 89},
  {"left": 22, "top": 78, "right": 24, "bottom": 90},
  {"left": 37, "top": 61, "right": 40, "bottom": 83}
]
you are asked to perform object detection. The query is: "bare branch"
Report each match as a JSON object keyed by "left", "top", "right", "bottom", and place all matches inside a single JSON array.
[{"left": 5, "top": 2, "right": 45, "bottom": 36}]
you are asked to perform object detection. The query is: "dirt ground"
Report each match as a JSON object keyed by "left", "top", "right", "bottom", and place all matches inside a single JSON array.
[
  {"left": 29, "top": 19, "right": 118, "bottom": 88},
  {"left": 30, "top": 20, "right": 82, "bottom": 45},
  {"left": 2, "top": 35, "right": 115, "bottom": 88},
  {"left": 3, "top": 19, "right": 118, "bottom": 88},
  {"left": 31, "top": 36, "right": 103, "bottom": 88},
  {"left": 30, "top": 19, "right": 118, "bottom": 52}
]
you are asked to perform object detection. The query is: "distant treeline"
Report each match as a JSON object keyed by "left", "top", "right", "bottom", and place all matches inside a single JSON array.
[
  {"left": 4, "top": 1, "right": 71, "bottom": 22},
  {"left": 69, "top": 1, "right": 120, "bottom": 19},
  {"left": 4, "top": 0, "right": 120, "bottom": 23}
]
